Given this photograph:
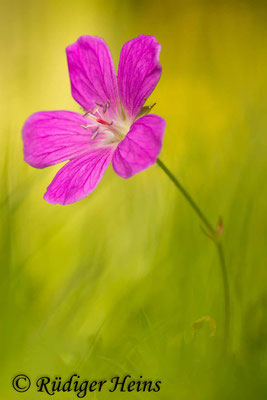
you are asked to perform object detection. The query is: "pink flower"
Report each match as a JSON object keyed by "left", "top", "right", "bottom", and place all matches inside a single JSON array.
[{"left": 22, "top": 35, "right": 166, "bottom": 205}]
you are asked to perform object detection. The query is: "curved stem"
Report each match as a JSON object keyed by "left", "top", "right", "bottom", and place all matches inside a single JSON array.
[{"left": 157, "top": 158, "right": 230, "bottom": 351}]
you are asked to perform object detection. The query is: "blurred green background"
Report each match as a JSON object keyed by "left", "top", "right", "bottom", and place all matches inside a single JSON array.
[{"left": 1, "top": 0, "right": 267, "bottom": 398}]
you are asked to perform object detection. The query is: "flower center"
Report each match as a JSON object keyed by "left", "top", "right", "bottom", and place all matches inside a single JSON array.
[{"left": 81, "top": 101, "right": 130, "bottom": 146}]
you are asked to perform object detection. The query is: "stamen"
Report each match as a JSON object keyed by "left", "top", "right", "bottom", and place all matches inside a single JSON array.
[
  {"left": 81, "top": 124, "right": 95, "bottom": 129},
  {"left": 91, "top": 126, "right": 100, "bottom": 139},
  {"left": 81, "top": 101, "right": 114, "bottom": 140},
  {"left": 83, "top": 111, "right": 98, "bottom": 121},
  {"left": 94, "top": 107, "right": 103, "bottom": 117}
]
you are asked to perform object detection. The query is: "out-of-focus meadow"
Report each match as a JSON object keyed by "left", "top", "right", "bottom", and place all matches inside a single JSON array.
[{"left": 1, "top": 0, "right": 267, "bottom": 398}]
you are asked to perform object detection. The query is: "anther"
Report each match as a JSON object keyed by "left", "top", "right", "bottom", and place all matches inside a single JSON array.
[
  {"left": 83, "top": 111, "right": 98, "bottom": 121},
  {"left": 91, "top": 126, "right": 100, "bottom": 139},
  {"left": 92, "top": 106, "right": 100, "bottom": 115}
]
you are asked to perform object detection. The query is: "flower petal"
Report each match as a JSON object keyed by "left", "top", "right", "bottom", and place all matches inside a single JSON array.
[
  {"left": 44, "top": 147, "right": 114, "bottom": 205},
  {"left": 118, "top": 35, "right": 162, "bottom": 120},
  {"left": 112, "top": 115, "right": 166, "bottom": 179},
  {"left": 22, "top": 111, "right": 98, "bottom": 168},
  {"left": 66, "top": 36, "right": 121, "bottom": 118}
]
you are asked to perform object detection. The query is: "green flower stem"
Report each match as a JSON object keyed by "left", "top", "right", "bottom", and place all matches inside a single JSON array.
[
  {"left": 157, "top": 158, "right": 230, "bottom": 351},
  {"left": 217, "top": 241, "right": 230, "bottom": 351}
]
